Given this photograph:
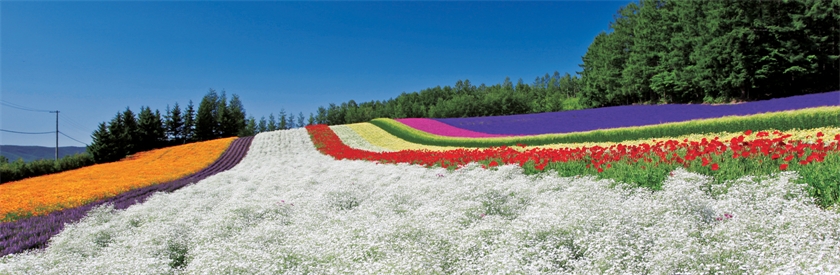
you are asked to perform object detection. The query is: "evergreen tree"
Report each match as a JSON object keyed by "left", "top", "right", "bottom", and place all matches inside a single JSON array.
[
  {"left": 308, "top": 113, "right": 315, "bottom": 126},
  {"left": 166, "top": 103, "right": 184, "bottom": 144},
  {"left": 88, "top": 122, "right": 118, "bottom": 163},
  {"left": 137, "top": 106, "right": 166, "bottom": 152},
  {"left": 258, "top": 116, "right": 268, "bottom": 133},
  {"left": 183, "top": 100, "right": 196, "bottom": 143},
  {"left": 278, "top": 108, "right": 288, "bottom": 130},
  {"left": 215, "top": 90, "right": 228, "bottom": 137},
  {"left": 297, "top": 112, "right": 306, "bottom": 128},
  {"left": 222, "top": 94, "right": 246, "bottom": 137},
  {"left": 316, "top": 106, "right": 327, "bottom": 124},
  {"left": 120, "top": 107, "right": 138, "bottom": 156},
  {"left": 287, "top": 113, "right": 296, "bottom": 129},
  {"left": 195, "top": 89, "right": 219, "bottom": 141},
  {"left": 267, "top": 113, "right": 277, "bottom": 131},
  {"left": 227, "top": 94, "right": 246, "bottom": 136},
  {"left": 242, "top": 115, "right": 257, "bottom": 136}
]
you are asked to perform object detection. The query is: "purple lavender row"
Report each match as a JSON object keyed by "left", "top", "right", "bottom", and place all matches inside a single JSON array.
[
  {"left": 0, "top": 136, "right": 254, "bottom": 257},
  {"left": 435, "top": 91, "right": 840, "bottom": 135}
]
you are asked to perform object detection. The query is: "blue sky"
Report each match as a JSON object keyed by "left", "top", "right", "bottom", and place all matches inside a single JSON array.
[{"left": 1, "top": 1, "right": 626, "bottom": 147}]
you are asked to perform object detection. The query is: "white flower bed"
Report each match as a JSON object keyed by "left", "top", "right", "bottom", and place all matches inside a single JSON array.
[
  {"left": 331, "top": 125, "right": 391, "bottom": 152},
  {"left": 2, "top": 129, "right": 840, "bottom": 274}
]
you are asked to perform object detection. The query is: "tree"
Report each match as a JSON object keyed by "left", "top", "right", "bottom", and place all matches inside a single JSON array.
[
  {"left": 166, "top": 103, "right": 184, "bottom": 144},
  {"left": 195, "top": 89, "right": 219, "bottom": 141},
  {"left": 223, "top": 94, "right": 247, "bottom": 137},
  {"left": 119, "top": 107, "right": 138, "bottom": 156},
  {"left": 297, "top": 112, "right": 306, "bottom": 128},
  {"left": 278, "top": 108, "right": 288, "bottom": 129},
  {"left": 183, "top": 100, "right": 196, "bottom": 143},
  {"left": 88, "top": 122, "right": 118, "bottom": 163},
  {"left": 242, "top": 115, "right": 257, "bottom": 136},
  {"left": 216, "top": 90, "right": 228, "bottom": 136},
  {"left": 307, "top": 113, "right": 315, "bottom": 126},
  {"left": 258, "top": 116, "right": 268, "bottom": 133},
  {"left": 136, "top": 106, "right": 166, "bottom": 152},
  {"left": 267, "top": 113, "right": 277, "bottom": 131},
  {"left": 316, "top": 106, "right": 328, "bottom": 124}
]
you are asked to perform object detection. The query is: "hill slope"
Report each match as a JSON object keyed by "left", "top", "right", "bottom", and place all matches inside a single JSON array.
[{"left": 2, "top": 129, "right": 838, "bottom": 273}]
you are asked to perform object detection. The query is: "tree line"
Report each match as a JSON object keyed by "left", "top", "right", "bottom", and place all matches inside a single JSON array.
[
  {"left": 89, "top": 89, "right": 246, "bottom": 163},
  {"left": 312, "top": 0, "right": 839, "bottom": 125},
  {"left": 578, "top": 0, "right": 838, "bottom": 107},
  {"left": 88, "top": 88, "right": 318, "bottom": 163},
  {"left": 308, "top": 74, "right": 586, "bottom": 125}
]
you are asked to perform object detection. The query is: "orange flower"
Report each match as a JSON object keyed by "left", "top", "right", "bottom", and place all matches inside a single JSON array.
[{"left": 0, "top": 137, "right": 235, "bottom": 221}]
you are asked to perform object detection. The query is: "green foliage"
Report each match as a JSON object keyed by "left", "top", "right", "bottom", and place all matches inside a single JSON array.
[
  {"left": 309, "top": 73, "right": 587, "bottom": 125},
  {"left": 165, "top": 103, "right": 185, "bottom": 144},
  {"left": 241, "top": 116, "right": 258, "bottom": 137},
  {"left": 136, "top": 106, "right": 167, "bottom": 152},
  {"left": 195, "top": 89, "right": 220, "bottom": 141},
  {"left": 223, "top": 94, "right": 247, "bottom": 137},
  {"left": 183, "top": 100, "right": 196, "bottom": 142},
  {"left": 370, "top": 107, "right": 840, "bottom": 147},
  {"left": 579, "top": 0, "right": 839, "bottom": 107},
  {"left": 0, "top": 153, "right": 95, "bottom": 184},
  {"left": 278, "top": 108, "right": 288, "bottom": 130}
]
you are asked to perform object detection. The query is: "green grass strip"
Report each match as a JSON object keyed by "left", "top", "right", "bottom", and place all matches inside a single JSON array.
[{"left": 369, "top": 106, "right": 840, "bottom": 147}]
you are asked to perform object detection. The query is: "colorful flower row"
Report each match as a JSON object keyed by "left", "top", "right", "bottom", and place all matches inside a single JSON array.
[
  {"left": 341, "top": 123, "right": 460, "bottom": 151},
  {"left": 396, "top": 118, "right": 513, "bottom": 138},
  {"left": 310, "top": 124, "right": 837, "bottom": 171},
  {"left": 330, "top": 125, "right": 391, "bottom": 152},
  {"left": 337, "top": 121, "right": 839, "bottom": 153},
  {"left": 0, "top": 137, "right": 236, "bottom": 222},
  {"left": 434, "top": 91, "right": 840, "bottom": 135}
]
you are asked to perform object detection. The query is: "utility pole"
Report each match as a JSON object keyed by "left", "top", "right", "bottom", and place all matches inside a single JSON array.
[{"left": 50, "top": 110, "right": 59, "bottom": 161}]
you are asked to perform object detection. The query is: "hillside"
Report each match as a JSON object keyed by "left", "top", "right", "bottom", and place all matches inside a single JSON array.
[
  {"left": 2, "top": 92, "right": 839, "bottom": 272},
  {"left": 0, "top": 146, "right": 87, "bottom": 163}
]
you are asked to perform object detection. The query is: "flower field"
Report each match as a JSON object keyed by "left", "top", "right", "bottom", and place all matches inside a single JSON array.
[
  {"left": 2, "top": 129, "right": 839, "bottom": 274},
  {"left": 0, "top": 137, "right": 236, "bottom": 222},
  {"left": 1, "top": 91, "right": 839, "bottom": 273}
]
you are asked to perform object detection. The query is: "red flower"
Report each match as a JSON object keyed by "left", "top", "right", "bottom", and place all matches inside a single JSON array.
[
  {"left": 489, "top": 161, "right": 499, "bottom": 167},
  {"left": 784, "top": 155, "right": 794, "bottom": 162},
  {"left": 744, "top": 129, "right": 753, "bottom": 136},
  {"left": 780, "top": 163, "right": 788, "bottom": 170},
  {"left": 711, "top": 163, "right": 719, "bottom": 171},
  {"left": 816, "top": 132, "right": 824, "bottom": 138}
]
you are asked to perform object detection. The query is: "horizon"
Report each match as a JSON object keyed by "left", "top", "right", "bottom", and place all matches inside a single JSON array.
[{"left": 1, "top": 1, "right": 628, "bottom": 147}]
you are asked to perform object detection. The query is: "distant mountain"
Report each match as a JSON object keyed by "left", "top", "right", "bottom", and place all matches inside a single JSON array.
[{"left": 0, "top": 145, "right": 87, "bottom": 163}]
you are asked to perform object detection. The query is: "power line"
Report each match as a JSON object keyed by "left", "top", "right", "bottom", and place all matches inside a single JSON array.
[
  {"left": 0, "top": 129, "right": 55, "bottom": 135},
  {"left": 62, "top": 116, "right": 95, "bottom": 133},
  {"left": 0, "top": 100, "right": 54, "bottom": 113},
  {"left": 0, "top": 129, "right": 88, "bottom": 145},
  {"left": 59, "top": 131, "right": 88, "bottom": 146}
]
